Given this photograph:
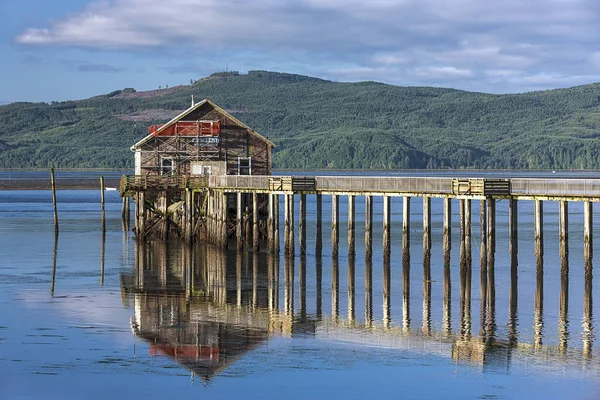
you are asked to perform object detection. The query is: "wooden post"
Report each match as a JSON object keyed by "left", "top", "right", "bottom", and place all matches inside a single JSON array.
[
  {"left": 50, "top": 168, "right": 58, "bottom": 234},
  {"left": 268, "top": 193, "right": 274, "bottom": 251},
  {"left": 480, "top": 199, "right": 487, "bottom": 319},
  {"left": 584, "top": 201, "right": 593, "bottom": 266},
  {"left": 383, "top": 195, "right": 391, "bottom": 262},
  {"left": 100, "top": 176, "right": 105, "bottom": 232},
  {"left": 236, "top": 192, "right": 243, "bottom": 251},
  {"left": 443, "top": 197, "right": 451, "bottom": 265},
  {"left": 423, "top": 197, "right": 431, "bottom": 283},
  {"left": 509, "top": 199, "right": 518, "bottom": 314},
  {"left": 299, "top": 193, "right": 307, "bottom": 255},
  {"left": 459, "top": 199, "right": 466, "bottom": 273},
  {"left": 402, "top": 196, "right": 410, "bottom": 331},
  {"left": 534, "top": 199, "right": 544, "bottom": 271},
  {"left": 487, "top": 198, "right": 496, "bottom": 316},
  {"left": 348, "top": 195, "right": 355, "bottom": 257},
  {"left": 383, "top": 253, "right": 391, "bottom": 328},
  {"left": 365, "top": 195, "right": 373, "bottom": 260},
  {"left": 465, "top": 199, "right": 472, "bottom": 272},
  {"left": 559, "top": 200, "right": 569, "bottom": 270},
  {"left": 332, "top": 194, "right": 339, "bottom": 258},
  {"left": 273, "top": 194, "right": 280, "bottom": 254},
  {"left": 253, "top": 192, "right": 259, "bottom": 251},
  {"left": 138, "top": 191, "right": 145, "bottom": 239},
  {"left": 533, "top": 200, "right": 544, "bottom": 348},
  {"left": 316, "top": 194, "right": 322, "bottom": 254},
  {"left": 285, "top": 194, "right": 294, "bottom": 256}
]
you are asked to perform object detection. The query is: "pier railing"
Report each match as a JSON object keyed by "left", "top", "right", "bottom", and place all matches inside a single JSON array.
[
  {"left": 120, "top": 175, "right": 208, "bottom": 196},
  {"left": 121, "top": 174, "right": 600, "bottom": 199}
]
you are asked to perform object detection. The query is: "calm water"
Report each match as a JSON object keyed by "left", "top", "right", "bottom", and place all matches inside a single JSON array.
[{"left": 1, "top": 172, "right": 599, "bottom": 399}]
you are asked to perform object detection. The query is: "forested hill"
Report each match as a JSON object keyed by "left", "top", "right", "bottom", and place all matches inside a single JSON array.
[{"left": 2, "top": 70, "right": 600, "bottom": 169}]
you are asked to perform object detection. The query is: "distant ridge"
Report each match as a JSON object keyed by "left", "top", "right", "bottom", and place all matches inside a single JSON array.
[{"left": 1, "top": 70, "right": 600, "bottom": 169}]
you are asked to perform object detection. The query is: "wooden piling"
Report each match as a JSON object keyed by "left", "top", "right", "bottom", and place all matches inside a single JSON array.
[
  {"left": 273, "top": 194, "right": 280, "bottom": 253},
  {"left": 559, "top": 200, "right": 569, "bottom": 270},
  {"left": 252, "top": 193, "right": 259, "bottom": 251},
  {"left": 100, "top": 176, "right": 106, "bottom": 232},
  {"left": 402, "top": 196, "right": 410, "bottom": 331},
  {"left": 365, "top": 195, "right": 373, "bottom": 260},
  {"left": 584, "top": 201, "right": 593, "bottom": 266},
  {"left": 509, "top": 199, "right": 518, "bottom": 315},
  {"left": 423, "top": 197, "right": 431, "bottom": 283},
  {"left": 316, "top": 194, "right": 322, "bottom": 254},
  {"left": 465, "top": 199, "right": 472, "bottom": 272},
  {"left": 479, "top": 199, "right": 487, "bottom": 320},
  {"left": 50, "top": 168, "right": 58, "bottom": 234},
  {"left": 299, "top": 193, "right": 307, "bottom": 255},
  {"left": 534, "top": 199, "right": 544, "bottom": 271},
  {"left": 459, "top": 199, "right": 466, "bottom": 273},
  {"left": 443, "top": 197, "right": 451, "bottom": 265},
  {"left": 268, "top": 193, "right": 274, "bottom": 251},
  {"left": 487, "top": 198, "right": 496, "bottom": 317},
  {"left": 383, "top": 195, "right": 391, "bottom": 262},
  {"left": 286, "top": 194, "right": 296, "bottom": 256},
  {"left": 332, "top": 194, "right": 339, "bottom": 258},
  {"left": 237, "top": 192, "right": 243, "bottom": 251},
  {"left": 138, "top": 191, "right": 145, "bottom": 239},
  {"left": 348, "top": 195, "right": 355, "bottom": 257}
]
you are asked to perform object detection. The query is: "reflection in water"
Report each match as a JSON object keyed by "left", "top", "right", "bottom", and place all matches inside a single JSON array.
[
  {"left": 100, "top": 230, "right": 106, "bottom": 286},
  {"left": 51, "top": 232, "right": 58, "bottom": 296},
  {"left": 120, "top": 243, "right": 598, "bottom": 380}
]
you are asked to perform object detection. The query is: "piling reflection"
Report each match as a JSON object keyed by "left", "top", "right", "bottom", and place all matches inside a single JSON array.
[{"left": 120, "top": 243, "right": 598, "bottom": 380}]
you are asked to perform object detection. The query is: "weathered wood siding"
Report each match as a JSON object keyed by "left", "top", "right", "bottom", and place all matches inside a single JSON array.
[{"left": 138, "top": 102, "right": 272, "bottom": 176}]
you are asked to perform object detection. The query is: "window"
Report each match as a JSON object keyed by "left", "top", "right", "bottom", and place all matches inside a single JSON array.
[
  {"left": 160, "top": 157, "right": 175, "bottom": 175},
  {"left": 238, "top": 157, "right": 251, "bottom": 175}
]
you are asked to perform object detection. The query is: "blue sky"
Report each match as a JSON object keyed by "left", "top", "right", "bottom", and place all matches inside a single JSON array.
[{"left": 1, "top": 0, "right": 600, "bottom": 103}]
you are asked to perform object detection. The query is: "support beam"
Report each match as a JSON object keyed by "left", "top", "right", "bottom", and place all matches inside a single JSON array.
[
  {"left": 383, "top": 196, "right": 391, "bottom": 262},
  {"left": 273, "top": 194, "right": 280, "bottom": 253},
  {"left": 486, "top": 198, "right": 496, "bottom": 318},
  {"left": 236, "top": 192, "right": 243, "bottom": 251},
  {"left": 316, "top": 194, "right": 322, "bottom": 254},
  {"left": 284, "top": 194, "right": 294, "bottom": 256},
  {"left": 365, "top": 195, "right": 373, "bottom": 260},
  {"left": 559, "top": 200, "right": 569, "bottom": 270},
  {"left": 332, "top": 194, "right": 339, "bottom": 258},
  {"left": 480, "top": 199, "right": 487, "bottom": 322},
  {"left": 253, "top": 192, "right": 259, "bottom": 251},
  {"left": 402, "top": 196, "right": 410, "bottom": 331},
  {"left": 268, "top": 193, "right": 274, "bottom": 251},
  {"left": 443, "top": 198, "right": 451, "bottom": 265},
  {"left": 299, "top": 193, "right": 307, "bottom": 255},
  {"left": 584, "top": 201, "right": 593, "bottom": 265},
  {"left": 348, "top": 195, "right": 355, "bottom": 257},
  {"left": 423, "top": 197, "right": 431, "bottom": 283}
]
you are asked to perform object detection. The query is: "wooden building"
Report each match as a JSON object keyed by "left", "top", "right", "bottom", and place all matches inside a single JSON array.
[
  {"left": 131, "top": 98, "right": 274, "bottom": 177},
  {"left": 121, "top": 98, "right": 274, "bottom": 243}
]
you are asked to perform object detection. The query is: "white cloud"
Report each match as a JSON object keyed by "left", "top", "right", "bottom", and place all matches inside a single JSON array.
[{"left": 12, "top": 0, "right": 600, "bottom": 93}]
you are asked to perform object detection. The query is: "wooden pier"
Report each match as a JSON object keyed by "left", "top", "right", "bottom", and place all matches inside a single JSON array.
[{"left": 122, "top": 175, "right": 598, "bottom": 269}]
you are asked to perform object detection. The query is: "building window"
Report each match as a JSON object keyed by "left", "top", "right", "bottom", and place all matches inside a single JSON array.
[
  {"left": 160, "top": 157, "right": 175, "bottom": 175},
  {"left": 238, "top": 157, "right": 251, "bottom": 175}
]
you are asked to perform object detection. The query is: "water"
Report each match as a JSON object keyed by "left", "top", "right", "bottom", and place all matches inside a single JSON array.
[{"left": 1, "top": 173, "right": 599, "bottom": 400}]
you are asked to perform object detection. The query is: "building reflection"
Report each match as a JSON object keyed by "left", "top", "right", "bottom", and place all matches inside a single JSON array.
[{"left": 120, "top": 242, "right": 598, "bottom": 380}]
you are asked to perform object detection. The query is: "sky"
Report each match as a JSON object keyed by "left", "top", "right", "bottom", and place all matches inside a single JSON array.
[{"left": 1, "top": 0, "right": 600, "bottom": 103}]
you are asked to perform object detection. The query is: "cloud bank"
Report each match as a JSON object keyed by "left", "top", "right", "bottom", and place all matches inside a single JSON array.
[{"left": 14, "top": 0, "right": 600, "bottom": 92}]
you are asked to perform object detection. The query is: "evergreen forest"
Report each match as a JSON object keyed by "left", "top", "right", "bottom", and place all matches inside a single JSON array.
[{"left": 2, "top": 70, "right": 600, "bottom": 170}]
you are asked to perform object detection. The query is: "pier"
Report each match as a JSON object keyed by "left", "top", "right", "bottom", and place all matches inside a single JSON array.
[{"left": 122, "top": 175, "right": 598, "bottom": 270}]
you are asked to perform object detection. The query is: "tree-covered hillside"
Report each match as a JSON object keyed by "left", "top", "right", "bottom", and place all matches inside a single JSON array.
[{"left": 2, "top": 70, "right": 600, "bottom": 169}]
